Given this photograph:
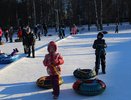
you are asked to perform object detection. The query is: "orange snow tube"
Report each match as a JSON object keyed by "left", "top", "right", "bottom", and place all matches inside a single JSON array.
[{"left": 36, "top": 76, "right": 64, "bottom": 89}]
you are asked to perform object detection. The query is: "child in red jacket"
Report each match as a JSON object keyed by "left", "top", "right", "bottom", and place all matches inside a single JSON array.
[{"left": 43, "top": 41, "right": 64, "bottom": 99}]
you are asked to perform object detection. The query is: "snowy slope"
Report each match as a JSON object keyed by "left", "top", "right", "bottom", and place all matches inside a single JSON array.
[{"left": 0, "top": 24, "right": 131, "bottom": 100}]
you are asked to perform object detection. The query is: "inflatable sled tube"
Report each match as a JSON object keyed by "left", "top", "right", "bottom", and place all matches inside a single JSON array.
[
  {"left": 73, "top": 79, "right": 106, "bottom": 96},
  {"left": 0, "top": 53, "right": 8, "bottom": 59},
  {"left": 36, "top": 76, "right": 64, "bottom": 89},
  {"left": 15, "top": 39, "right": 22, "bottom": 42},
  {"left": 73, "top": 69, "right": 96, "bottom": 79},
  {"left": 0, "top": 55, "right": 19, "bottom": 64}
]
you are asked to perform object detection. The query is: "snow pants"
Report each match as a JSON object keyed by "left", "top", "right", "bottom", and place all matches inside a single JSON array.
[
  {"left": 95, "top": 54, "right": 106, "bottom": 74},
  {"left": 27, "top": 45, "right": 35, "bottom": 58},
  {"left": 50, "top": 75, "right": 60, "bottom": 97}
]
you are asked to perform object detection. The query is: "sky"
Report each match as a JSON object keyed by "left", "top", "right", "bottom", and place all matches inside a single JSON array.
[{"left": 0, "top": 23, "right": 131, "bottom": 100}]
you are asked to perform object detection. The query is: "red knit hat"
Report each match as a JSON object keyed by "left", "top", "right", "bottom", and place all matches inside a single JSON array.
[{"left": 47, "top": 41, "right": 57, "bottom": 53}]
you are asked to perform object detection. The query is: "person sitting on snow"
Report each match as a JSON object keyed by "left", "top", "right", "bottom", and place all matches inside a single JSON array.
[
  {"left": 0, "top": 48, "right": 19, "bottom": 57},
  {"left": 43, "top": 41, "right": 64, "bottom": 99},
  {"left": 92, "top": 32, "right": 107, "bottom": 75}
]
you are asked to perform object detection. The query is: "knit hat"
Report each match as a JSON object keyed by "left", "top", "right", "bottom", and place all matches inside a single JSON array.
[{"left": 47, "top": 41, "right": 57, "bottom": 53}]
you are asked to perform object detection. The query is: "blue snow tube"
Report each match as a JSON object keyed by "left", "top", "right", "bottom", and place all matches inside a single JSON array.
[
  {"left": 73, "top": 79, "right": 106, "bottom": 96},
  {"left": 73, "top": 68, "right": 96, "bottom": 79},
  {"left": 0, "top": 53, "right": 8, "bottom": 59},
  {"left": 0, "top": 55, "right": 19, "bottom": 64}
]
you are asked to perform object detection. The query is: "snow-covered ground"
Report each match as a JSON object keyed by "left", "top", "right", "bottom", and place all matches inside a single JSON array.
[{"left": 0, "top": 24, "right": 131, "bottom": 100}]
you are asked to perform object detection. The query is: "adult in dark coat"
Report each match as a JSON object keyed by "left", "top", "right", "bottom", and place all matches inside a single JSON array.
[
  {"left": 22, "top": 27, "right": 28, "bottom": 54},
  {"left": 9, "top": 26, "right": 14, "bottom": 42},
  {"left": 43, "top": 23, "right": 48, "bottom": 36},
  {"left": 92, "top": 32, "right": 107, "bottom": 75},
  {"left": 26, "top": 30, "right": 35, "bottom": 58}
]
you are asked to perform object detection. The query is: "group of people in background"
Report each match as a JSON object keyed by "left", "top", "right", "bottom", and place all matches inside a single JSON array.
[
  {"left": 0, "top": 26, "right": 14, "bottom": 43},
  {"left": 0, "top": 23, "right": 86, "bottom": 59},
  {"left": 0, "top": 23, "right": 49, "bottom": 57}
]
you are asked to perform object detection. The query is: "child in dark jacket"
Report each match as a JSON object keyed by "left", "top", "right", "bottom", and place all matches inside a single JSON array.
[
  {"left": 43, "top": 41, "right": 64, "bottom": 99},
  {"left": 93, "top": 32, "right": 107, "bottom": 75}
]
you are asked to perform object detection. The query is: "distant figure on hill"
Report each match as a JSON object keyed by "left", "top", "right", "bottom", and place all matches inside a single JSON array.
[
  {"left": 9, "top": 26, "right": 14, "bottom": 42},
  {"left": 71, "top": 24, "right": 78, "bottom": 35},
  {"left": 115, "top": 24, "right": 119, "bottom": 33}
]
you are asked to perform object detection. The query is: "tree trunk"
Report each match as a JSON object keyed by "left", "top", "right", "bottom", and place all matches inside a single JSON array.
[
  {"left": 100, "top": 0, "right": 103, "bottom": 30},
  {"left": 33, "top": 0, "right": 36, "bottom": 26},
  {"left": 94, "top": 0, "right": 99, "bottom": 31}
]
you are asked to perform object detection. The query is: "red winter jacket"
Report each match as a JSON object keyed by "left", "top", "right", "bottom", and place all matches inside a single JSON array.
[{"left": 43, "top": 41, "right": 64, "bottom": 75}]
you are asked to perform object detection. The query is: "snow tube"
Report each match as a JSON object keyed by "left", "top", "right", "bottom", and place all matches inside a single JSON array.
[
  {"left": 48, "top": 34, "right": 52, "bottom": 36},
  {"left": 73, "top": 79, "right": 106, "bottom": 96},
  {"left": 0, "top": 53, "right": 8, "bottom": 59},
  {"left": 36, "top": 76, "right": 64, "bottom": 89},
  {"left": 0, "top": 55, "right": 19, "bottom": 64},
  {"left": 15, "top": 39, "right": 22, "bottom": 42},
  {"left": 73, "top": 68, "right": 96, "bottom": 79}
]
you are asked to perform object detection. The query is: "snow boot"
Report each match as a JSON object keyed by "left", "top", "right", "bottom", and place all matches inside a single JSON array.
[
  {"left": 15, "top": 48, "right": 19, "bottom": 52},
  {"left": 53, "top": 95, "right": 58, "bottom": 99}
]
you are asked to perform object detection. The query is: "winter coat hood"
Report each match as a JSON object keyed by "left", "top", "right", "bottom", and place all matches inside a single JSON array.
[
  {"left": 47, "top": 41, "right": 57, "bottom": 53},
  {"left": 97, "top": 32, "right": 104, "bottom": 39}
]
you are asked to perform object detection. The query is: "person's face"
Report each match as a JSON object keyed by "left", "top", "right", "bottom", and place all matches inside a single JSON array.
[
  {"left": 98, "top": 35, "right": 102, "bottom": 39},
  {"left": 49, "top": 47, "right": 55, "bottom": 53}
]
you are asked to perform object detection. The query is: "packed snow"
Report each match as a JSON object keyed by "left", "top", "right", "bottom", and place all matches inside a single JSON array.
[{"left": 0, "top": 23, "right": 131, "bottom": 100}]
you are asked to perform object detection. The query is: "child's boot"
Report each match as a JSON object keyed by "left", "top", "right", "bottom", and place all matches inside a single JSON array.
[{"left": 53, "top": 95, "right": 58, "bottom": 99}]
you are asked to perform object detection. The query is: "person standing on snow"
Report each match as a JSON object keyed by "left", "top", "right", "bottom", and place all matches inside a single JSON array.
[
  {"left": 37, "top": 25, "right": 41, "bottom": 41},
  {"left": 71, "top": 24, "right": 78, "bottom": 35},
  {"left": 26, "top": 26, "right": 36, "bottom": 58},
  {"left": 17, "top": 27, "right": 22, "bottom": 40},
  {"left": 34, "top": 25, "right": 38, "bottom": 39},
  {"left": 43, "top": 23, "right": 48, "bottom": 36},
  {"left": 43, "top": 41, "right": 64, "bottom": 99},
  {"left": 115, "top": 24, "right": 119, "bottom": 33},
  {"left": 4, "top": 28, "right": 9, "bottom": 42},
  {"left": 9, "top": 26, "right": 14, "bottom": 42},
  {"left": 58, "top": 26, "right": 65, "bottom": 39},
  {"left": 92, "top": 32, "right": 107, "bottom": 75},
  {"left": 22, "top": 26, "right": 28, "bottom": 54}
]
